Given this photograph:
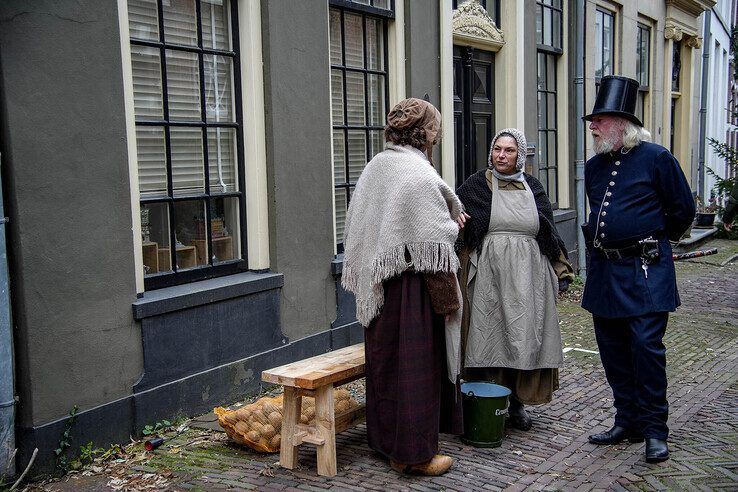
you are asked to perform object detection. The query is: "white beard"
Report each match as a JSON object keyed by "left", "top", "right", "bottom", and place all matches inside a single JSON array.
[{"left": 593, "top": 136, "right": 616, "bottom": 154}]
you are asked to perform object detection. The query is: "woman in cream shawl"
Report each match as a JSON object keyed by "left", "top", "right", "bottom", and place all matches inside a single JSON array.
[{"left": 342, "top": 98, "right": 465, "bottom": 476}]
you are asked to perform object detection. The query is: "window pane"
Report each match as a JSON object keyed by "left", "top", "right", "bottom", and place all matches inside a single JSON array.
[
  {"left": 367, "top": 74, "right": 386, "bottom": 126},
  {"left": 131, "top": 46, "right": 164, "bottom": 119},
  {"left": 128, "top": 0, "right": 159, "bottom": 41},
  {"left": 329, "top": 9, "right": 343, "bottom": 66},
  {"left": 538, "top": 90, "right": 546, "bottom": 126},
  {"left": 603, "top": 12, "right": 613, "bottom": 76},
  {"left": 366, "top": 17, "right": 385, "bottom": 70},
  {"left": 202, "top": 0, "right": 232, "bottom": 51},
  {"left": 346, "top": 71, "right": 366, "bottom": 125},
  {"left": 636, "top": 91, "right": 645, "bottom": 123},
  {"left": 347, "top": 130, "right": 367, "bottom": 182},
  {"left": 537, "top": 51, "right": 545, "bottom": 90},
  {"left": 166, "top": 50, "right": 202, "bottom": 121},
  {"left": 162, "top": 0, "right": 198, "bottom": 46},
  {"left": 137, "top": 127, "right": 168, "bottom": 198},
  {"left": 334, "top": 187, "right": 348, "bottom": 244},
  {"left": 595, "top": 11, "right": 603, "bottom": 78},
  {"left": 204, "top": 54, "right": 234, "bottom": 122},
  {"left": 538, "top": 90, "right": 547, "bottom": 126},
  {"left": 538, "top": 163, "right": 548, "bottom": 191},
  {"left": 372, "top": 0, "right": 389, "bottom": 8},
  {"left": 547, "top": 53, "right": 556, "bottom": 88},
  {"left": 208, "top": 196, "right": 240, "bottom": 264},
  {"left": 207, "top": 127, "right": 237, "bottom": 193},
  {"left": 548, "top": 92, "right": 556, "bottom": 126},
  {"left": 548, "top": 167, "right": 557, "bottom": 199},
  {"left": 538, "top": 131, "right": 547, "bottom": 165},
  {"left": 173, "top": 200, "right": 206, "bottom": 269},
  {"left": 331, "top": 69, "right": 344, "bottom": 125},
  {"left": 333, "top": 130, "right": 346, "bottom": 184},
  {"left": 141, "top": 202, "right": 172, "bottom": 274},
  {"left": 344, "top": 13, "right": 364, "bottom": 69},
  {"left": 641, "top": 27, "right": 650, "bottom": 86},
  {"left": 535, "top": 4, "right": 543, "bottom": 45},
  {"left": 369, "top": 129, "right": 384, "bottom": 158},
  {"left": 543, "top": 6, "right": 552, "bottom": 46},
  {"left": 170, "top": 128, "right": 204, "bottom": 195},
  {"left": 552, "top": 10, "right": 561, "bottom": 49},
  {"left": 548, "top": 132, "right": 557, "bottom": 168}
]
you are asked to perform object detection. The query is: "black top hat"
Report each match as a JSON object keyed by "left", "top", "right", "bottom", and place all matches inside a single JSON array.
[{"left": 583, "top": 75, "right": 642, "bottom": 126}]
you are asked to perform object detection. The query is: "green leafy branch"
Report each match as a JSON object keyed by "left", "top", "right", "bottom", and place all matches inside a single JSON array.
[{"left": 54, "top": 406, "right": 79, "bottom": 475}]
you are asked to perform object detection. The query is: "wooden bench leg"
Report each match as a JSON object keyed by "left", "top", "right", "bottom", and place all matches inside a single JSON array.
[
  {"left": 280, "top": 386, "right": 301, "bottom": 470},
  {"left": 314, "top": 385, "right": 337, "bottom": 477}
]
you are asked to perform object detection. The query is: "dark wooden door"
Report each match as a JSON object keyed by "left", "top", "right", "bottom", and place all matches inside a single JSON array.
[{"left": 453, "top": 46, "right": 494, "bottom": 187}]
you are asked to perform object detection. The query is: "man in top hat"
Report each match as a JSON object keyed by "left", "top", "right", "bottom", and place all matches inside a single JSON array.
[{"left": 581, "top": 75, "right": 695, "bottom": 463}]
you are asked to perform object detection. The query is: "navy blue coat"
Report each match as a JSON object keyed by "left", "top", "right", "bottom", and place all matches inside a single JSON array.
[{"left": 581, "top": 142, "right": 695, "bottom": 318}]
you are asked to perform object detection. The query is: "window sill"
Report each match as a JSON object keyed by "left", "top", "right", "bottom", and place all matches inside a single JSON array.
[
  {"left": 133, "top": 271, "right": 284, "bottom": 320},
  {"left": 553, "top": 208, "right": 577, "bottom": 222},
  {"left": 331, "top": 253, "right": 344, "bottom": 276}
]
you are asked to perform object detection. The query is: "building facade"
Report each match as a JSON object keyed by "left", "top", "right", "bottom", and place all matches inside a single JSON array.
[
  {"left": 701, "top": 0, "right": 737, "bottom": 204},
  {"left": 0, "top": 0, "right": 717, "bottom": 475}
]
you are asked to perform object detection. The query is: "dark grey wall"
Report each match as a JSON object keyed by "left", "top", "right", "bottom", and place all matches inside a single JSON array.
[
  {"left": 260, "top": 0, "right": 337, "bottom": 341},
  {"left": 405, "top": 0, "right": 441, "bottom": 103},
  {"left": 0, "top": 1, "right": 142, "bottom": 425}
]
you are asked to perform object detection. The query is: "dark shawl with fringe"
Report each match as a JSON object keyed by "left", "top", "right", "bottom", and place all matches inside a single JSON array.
[{"left": 456, "top": 170, "right": 568, "bottom": 265}]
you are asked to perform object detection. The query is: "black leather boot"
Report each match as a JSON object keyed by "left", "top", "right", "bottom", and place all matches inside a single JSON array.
[
  {"left": 508, "top": 400, "right": 532, "bottom": 431},
  {"left": 588, "top": 425, "right": 644, "bottom": 445},
  {"left": 645, "top": 438, "right": 669, "bottom": 463}
]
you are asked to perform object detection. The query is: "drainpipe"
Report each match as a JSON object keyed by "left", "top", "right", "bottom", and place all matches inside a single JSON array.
[
  {"left": 575, "top": 0, "right": 587, "bottom": 278},
  {"left": 698, "top": 10, "right": 712, "bottom": 200},
  {"left": 0, "top": 153, "right": 15, "bottom": 476}
]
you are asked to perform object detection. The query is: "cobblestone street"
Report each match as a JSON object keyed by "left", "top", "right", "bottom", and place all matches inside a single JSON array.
[{"left": 32, "top": 239, "right": 738, "bottom": 492}]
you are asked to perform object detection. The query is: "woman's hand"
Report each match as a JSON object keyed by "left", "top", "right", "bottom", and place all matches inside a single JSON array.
[{"left": 456, "top": 212, "right": 471, "bottom": 230}]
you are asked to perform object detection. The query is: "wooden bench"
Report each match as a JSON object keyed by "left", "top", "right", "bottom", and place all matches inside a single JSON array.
[{"left": 262, "top": 343, "right": 366, "bottom": 477}]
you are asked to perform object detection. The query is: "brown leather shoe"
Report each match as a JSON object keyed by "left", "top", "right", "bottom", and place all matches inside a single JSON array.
[{"left": 390, "top": 454, "right": 454, "bottom": 476}]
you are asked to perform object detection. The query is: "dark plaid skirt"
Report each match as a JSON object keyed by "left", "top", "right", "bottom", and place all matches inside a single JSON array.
[{"left": 365, "top": 271, "right": 462, "bottom": 465}]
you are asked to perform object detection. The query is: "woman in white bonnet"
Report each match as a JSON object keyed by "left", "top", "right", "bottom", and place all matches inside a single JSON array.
[{"left": 456, "top": 128, "right": 574, "bottom": 430}]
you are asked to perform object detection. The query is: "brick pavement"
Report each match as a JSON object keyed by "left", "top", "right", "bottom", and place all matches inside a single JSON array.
[{"left": 32, "top": 240, "right": 738, "bottom": 491}]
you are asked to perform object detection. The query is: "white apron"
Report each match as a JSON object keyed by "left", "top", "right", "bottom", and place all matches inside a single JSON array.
[{"left": 464, "top": 176, "right": 563, "bottom": 370}]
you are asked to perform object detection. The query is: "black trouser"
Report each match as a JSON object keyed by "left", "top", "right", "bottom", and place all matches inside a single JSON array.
[{"left": 593, "top": 312, "right": 669, "bottom": 440}]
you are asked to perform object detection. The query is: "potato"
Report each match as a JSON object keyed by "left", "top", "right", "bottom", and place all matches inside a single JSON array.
[
  {"left": 335, "top": 389, "right": 350, "bottom": 401},
  {"left": 261, "top": 401, "right": 278, "bottom": 415},
  {"left": 262, "top": 424, "right": 276, "bottom": 439},
  {"left": 270, "top": 434, "right": 281, "bottom": 449},
  {"left": 235, "top": 421, "right": 249, "bottom": 434},
  {"left": 336, "top": 400, "right": 349, "bottom": 413},
  {"left": 268, "top": 411, "right": 282, "bottom": 430},
  {"left": 247, "top": 430, "right": 260, "bottom": 442}
]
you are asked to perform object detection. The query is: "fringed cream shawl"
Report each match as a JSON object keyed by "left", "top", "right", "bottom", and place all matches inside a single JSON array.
[{"left": 341, "top": 143, "right": 463, "bottom": 326}]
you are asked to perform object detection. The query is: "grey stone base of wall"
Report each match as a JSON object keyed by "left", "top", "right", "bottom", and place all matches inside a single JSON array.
[{"left": 16, "top": 320, "right": 364, "bottom": 477}]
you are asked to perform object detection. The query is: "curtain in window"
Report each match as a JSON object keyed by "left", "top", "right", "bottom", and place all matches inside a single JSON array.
[{"left": 128, "top": 0, "right": 236, "bottom": 199}]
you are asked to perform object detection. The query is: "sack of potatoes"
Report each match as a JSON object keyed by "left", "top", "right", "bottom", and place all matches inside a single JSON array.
[{"left": 214, "top": 388, "right": 358, "bottom": 453}]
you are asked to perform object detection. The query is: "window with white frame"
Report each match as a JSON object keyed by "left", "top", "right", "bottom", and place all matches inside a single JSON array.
[
  {"left": 635, "top": 22, "right": 650, "bottom": 125},
  {"left": 329, "top": 1, "right": 393, "bottom": 250},
  {"left": 595, "top": 8, "right": 615, "bottom": 82},
  {"left": 536, "top": 0, "right": 562, "bottom": 206},
  {"left": 127, "top": 0, "right": 245, "bottom": 289}
]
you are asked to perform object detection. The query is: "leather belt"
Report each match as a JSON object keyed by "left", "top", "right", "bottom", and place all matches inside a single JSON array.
[{"left": 596, "top": 243, "right": 644, "bottom": 260}]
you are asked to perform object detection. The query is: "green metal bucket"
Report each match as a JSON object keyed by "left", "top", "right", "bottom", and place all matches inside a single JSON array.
[{"left": 460, "top": 381, "right": 511, "bottom": 448}]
